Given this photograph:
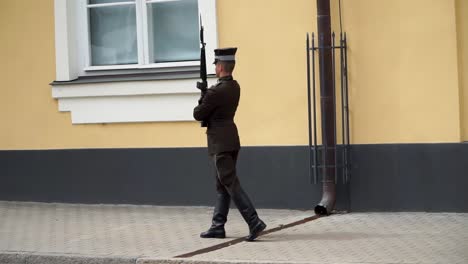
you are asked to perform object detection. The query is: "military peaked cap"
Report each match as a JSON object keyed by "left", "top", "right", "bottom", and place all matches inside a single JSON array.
[{"left": 213, "top": 47, "right": 237, "bottom": 64}]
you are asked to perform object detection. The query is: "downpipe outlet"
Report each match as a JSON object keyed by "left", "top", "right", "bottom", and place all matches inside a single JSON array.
[{"left": 314, "top": 180, "right": 336, "bottom": 215}]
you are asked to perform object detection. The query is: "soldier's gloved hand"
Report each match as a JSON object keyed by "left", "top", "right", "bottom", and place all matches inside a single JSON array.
[
  {"left": 197, "top": 81, "right": 208, "bottom": 91},
  {"left": 198, "top": 93, "right": 206, "bottom": 105},
  {"left": 197, "top": 88, "right": 207, "bottom": 105}
]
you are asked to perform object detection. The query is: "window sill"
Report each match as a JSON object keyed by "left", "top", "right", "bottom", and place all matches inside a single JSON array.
[
  {"left": 50, "top": 73, "right": 217, "bottom": 124},
  {"left": 83, "top": 61, "right": 200, "bottom": 72},
  {"left": 50, "top": 71, "right": 214, "bottom": 85}
]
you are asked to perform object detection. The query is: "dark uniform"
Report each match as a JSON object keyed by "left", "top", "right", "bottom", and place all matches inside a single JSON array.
[{"left": 193, "top": 48, "right": 266, "bottom": 241}]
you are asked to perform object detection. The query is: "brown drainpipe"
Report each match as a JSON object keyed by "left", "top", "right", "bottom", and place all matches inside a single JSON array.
[{"left": 314, "top": 0, "right": 336, "bottom": 215}]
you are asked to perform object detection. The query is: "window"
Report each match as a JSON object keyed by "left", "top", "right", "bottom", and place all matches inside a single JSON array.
[
  {"left": 53, "top": 0, "right": 217, "bottom": 80},
  {"left": 86, "top": 0, "right": 204, "bottom": 69},
  {"left": 52, "top": 0, "right": 218, "bottom": 124}
]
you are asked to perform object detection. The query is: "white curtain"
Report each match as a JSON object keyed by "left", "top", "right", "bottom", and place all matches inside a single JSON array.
[{"left": 148, "top": 0, "right": 199, "bottom": 63}]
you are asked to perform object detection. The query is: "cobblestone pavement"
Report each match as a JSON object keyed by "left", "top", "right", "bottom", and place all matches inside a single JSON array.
[
  {"left": 185, "top": 212, "right": 468, "bottom": 264},
  {"left": 0, "top": 202, "right": 311, "bottom": 259},
  {"left": 1, "top": 201, "right": 467, "bottom": 264}
]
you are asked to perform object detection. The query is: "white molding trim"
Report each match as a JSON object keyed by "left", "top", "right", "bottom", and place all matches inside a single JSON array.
[
  {"left": 58, "top": 94, "right": 199, "bottom": 124},
  {"left": 51, "top": 78, "right": 217, "bottom": 124},
  {"left": 54, "top": 0, "right": 80, "bottom": 81},
  {"left": 199, "top": 0, "right": 218, "bottom": 75}
]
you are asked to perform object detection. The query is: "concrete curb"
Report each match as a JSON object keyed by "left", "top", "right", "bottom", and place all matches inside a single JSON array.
[
  {"left": 137, "top": 258, "right": 323, "bottom": 264},
  {"left": 0, "top": 253, "right": 322, "bottom": 264},
  {"left": 0, "top": 252, "right": 137, "bottom": 264}
]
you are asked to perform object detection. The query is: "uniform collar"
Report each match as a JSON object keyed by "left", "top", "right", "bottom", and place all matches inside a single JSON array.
[{"left": 218, "top": 75, "right": 233, "bottom": 82}]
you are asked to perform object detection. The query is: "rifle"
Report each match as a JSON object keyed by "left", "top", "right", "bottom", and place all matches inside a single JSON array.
[{"left": 197, "top": 16, "right": 208, "bottom": 127}]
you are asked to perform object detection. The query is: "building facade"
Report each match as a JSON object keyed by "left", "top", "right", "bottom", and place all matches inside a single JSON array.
[{"left": 1, "top": 0, "right": 467, "bottom": 211}]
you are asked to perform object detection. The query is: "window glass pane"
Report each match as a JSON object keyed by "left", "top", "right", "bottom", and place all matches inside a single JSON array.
[
  {"left": 89, "top": 5, "right": 138, "bottom": 66},
  {"left": 148, "top": 0, "right": 199, "bottom": 63},
  {"left": 89, "top": 0, "right": 134, "bottom": 5}
]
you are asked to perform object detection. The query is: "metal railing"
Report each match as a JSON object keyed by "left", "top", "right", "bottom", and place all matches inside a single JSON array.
[{"left": 306, "top": 32, "right": 350, "bottom": 185}]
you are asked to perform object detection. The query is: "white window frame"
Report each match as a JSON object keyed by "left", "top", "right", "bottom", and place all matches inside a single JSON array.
[
  {"left": 52, "top": 0, "right": 218, "bottom": 124},
  {"left": 55, "top": 0, "right": 218, "bottom": 81},
  {"left": 83, "top": 0, "right": 208, "bottom": 71}
]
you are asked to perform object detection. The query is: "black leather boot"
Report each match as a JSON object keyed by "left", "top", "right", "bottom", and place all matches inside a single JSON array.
[
  {"left": 246, "top": 218, "right": 267, "bottom": 241},
  {"left": 230, "top": 185, "right": 267, "bottom": 241},
  {"left": 200, "top": 193, "right": 230, "bottom": 239},
  {"left": 200, "top": 227, "right": 225, "bottom": 238}
]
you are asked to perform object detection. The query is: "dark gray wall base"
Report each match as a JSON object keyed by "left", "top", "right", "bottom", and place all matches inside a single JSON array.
[
  {"left": 1, "top": 143, "right": 467, "bottom": 212},
  {"left": 350, "top": 143, "right": 468, "bottom": 212},
  {"left": 0, "top": 147, "right": 328, "bottom": 210}
]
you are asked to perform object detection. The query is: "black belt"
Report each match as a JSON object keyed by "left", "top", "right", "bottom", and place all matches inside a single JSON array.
[{"left": 208, "top": 120, "right": 234, "bottom": 127}]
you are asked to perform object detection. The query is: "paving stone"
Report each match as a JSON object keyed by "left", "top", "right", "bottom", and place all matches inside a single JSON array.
[
  {"left": 0, "top": 201, "right": 311, "bottom": 259},
  {"left": 1, "top": 202, "right": 467, "bottom": 264},
  {"left": 190, "top": 213, "right": 468, "bottom": 264}
]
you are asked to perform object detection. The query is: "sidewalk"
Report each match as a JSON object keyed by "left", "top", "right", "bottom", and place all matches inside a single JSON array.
[{"left": 0, "top": 201, "right": 467, "bottom": 264}]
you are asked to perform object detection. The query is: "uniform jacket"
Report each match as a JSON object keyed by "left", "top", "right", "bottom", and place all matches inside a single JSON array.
[{"left": 193, "top": 75, "right": 241, "bottom": 155}]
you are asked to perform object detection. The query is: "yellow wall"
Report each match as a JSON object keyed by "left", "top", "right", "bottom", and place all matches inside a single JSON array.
[
  {"left": 0, "top": 0, "right": 315, "bottom": 150},
  {"left": 231, "top": 0, "right": 461, "bottom": 145},
  {"left": 341, "top": 0, "right": 460, "bottom": 143},
  {"left": 457, "top": 0, "right": 468, "bottom": 141},
  {"left": 0, "top": 0, "right": 464, "bottom": 150},
  {"left": 216, "top": 0, "right": 314, "bottom": 146},
  {"left": 0, "top": 0, "right": 204, "bottom": 150}
]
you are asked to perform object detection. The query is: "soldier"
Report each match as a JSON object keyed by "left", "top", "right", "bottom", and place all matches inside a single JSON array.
[{"left": 193, "top": 47, "right": 266, "bottom": 242}]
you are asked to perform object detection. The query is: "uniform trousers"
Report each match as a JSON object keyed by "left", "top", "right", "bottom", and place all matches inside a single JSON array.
[{"left": 210, "top": 150, "right": 260, "bottom": 230}]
